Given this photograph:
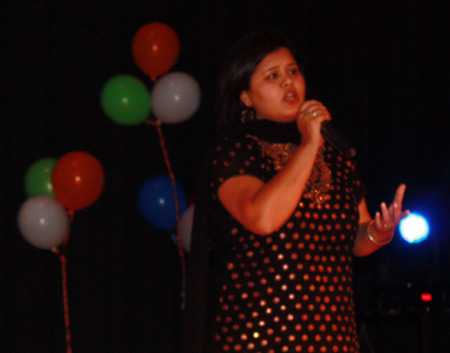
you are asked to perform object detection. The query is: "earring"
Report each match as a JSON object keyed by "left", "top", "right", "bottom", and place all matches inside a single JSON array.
[{"left": 240, "top": 107, "right": 255, "bottom": 123}]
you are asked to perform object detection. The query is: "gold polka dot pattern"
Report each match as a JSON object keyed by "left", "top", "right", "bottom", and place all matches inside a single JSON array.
[{"left": 210, "top": 134, "right": 364, "bottom": 353}]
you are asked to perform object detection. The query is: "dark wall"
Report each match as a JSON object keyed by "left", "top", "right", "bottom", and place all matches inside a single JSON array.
[{"left": 2, "top": 1, "right": 449, "bottom": 352}]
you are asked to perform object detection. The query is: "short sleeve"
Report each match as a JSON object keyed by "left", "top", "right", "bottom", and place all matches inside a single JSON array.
[{"left": 210, "top": 134, "right": 265, "bottom": 197}]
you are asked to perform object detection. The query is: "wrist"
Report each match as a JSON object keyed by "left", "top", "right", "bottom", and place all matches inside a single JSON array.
[
  {"left": 366, "top": 220, "right": 393, "bottom": 246},
  {"left": 299, "top": 137, "right": 323, "bottom": 151}
]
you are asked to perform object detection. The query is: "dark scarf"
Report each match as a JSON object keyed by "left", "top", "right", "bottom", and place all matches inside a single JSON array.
[{"left": 225, "top": 119, "right": 301, "bottom": 144}]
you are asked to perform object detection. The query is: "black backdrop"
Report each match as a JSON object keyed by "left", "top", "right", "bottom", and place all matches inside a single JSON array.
[{"left": 2, "top": 1, "right": 449, "bottom": 352}]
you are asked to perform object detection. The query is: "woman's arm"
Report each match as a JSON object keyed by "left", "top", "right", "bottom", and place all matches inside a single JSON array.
[
  {"left": 353, "top": 184, "right": 410, "bottom": 257},
  {"left": 218, "top": 142, "right": 319, "bottom": 235},
  {"left": 218, "top": 100, "right": 329, "bottom": 235}
]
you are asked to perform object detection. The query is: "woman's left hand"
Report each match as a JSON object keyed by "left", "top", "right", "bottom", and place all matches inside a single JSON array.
[{"left": 372, "top": 184, "right": 410, "bottom": 241}]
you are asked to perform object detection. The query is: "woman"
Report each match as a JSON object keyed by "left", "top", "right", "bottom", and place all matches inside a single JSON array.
[{"left": 182, "top": 31, "right": 409, "bottom": 353}]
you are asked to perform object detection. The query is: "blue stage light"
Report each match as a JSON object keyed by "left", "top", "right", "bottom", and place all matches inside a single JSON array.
[{"left": 399, "top": 212, "right": 430, "bottom": 244}]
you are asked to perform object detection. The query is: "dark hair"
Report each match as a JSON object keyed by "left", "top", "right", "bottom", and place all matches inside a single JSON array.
[{"left": 215, "top": 31, "right": 302, "bottom": 131}]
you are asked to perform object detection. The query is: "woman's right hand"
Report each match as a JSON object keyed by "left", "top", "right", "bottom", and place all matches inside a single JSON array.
[{"left": 296, "top": 100, "right": 331, "bottom": 147}]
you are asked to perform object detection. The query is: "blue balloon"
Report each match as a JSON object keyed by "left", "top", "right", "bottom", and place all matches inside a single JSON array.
[{"left": 138, "top": 175, "right": 187, "bottom": 232}]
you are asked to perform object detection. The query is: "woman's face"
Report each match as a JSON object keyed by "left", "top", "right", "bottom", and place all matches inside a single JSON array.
[{"left": 240, "top": 47, "right": 306, "bottom": 123}]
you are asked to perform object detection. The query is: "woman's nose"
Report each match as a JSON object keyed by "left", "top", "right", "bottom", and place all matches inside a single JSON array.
[{"left": 282, "top": 76, "right": 292, "bottom": 87}]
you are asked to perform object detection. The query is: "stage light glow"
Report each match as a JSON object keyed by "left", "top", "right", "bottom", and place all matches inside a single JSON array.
[
  {"left": 421, "top": 293, "right": 432, "bottom": 302},
  {"left": 399, "top": 212, "right": 430, "bottom": 244}
]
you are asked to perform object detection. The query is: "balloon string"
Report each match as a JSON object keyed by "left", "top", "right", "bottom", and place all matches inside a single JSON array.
[
  {"left": 59, "top": 252, "right": 72, "bottom": 353},
  {"left": 148, "top": 118, "right": 187, "bottom": 306},
  {"left": 52, "top": 210, "right": 75, "bottom": 353}
]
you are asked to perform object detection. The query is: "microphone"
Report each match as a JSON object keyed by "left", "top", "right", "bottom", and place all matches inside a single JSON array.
[{"left": 321, "top": 121, "right": 356, "bottom": 158}]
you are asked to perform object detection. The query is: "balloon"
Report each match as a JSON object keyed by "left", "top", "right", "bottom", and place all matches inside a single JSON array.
[
  {"left": 52, "top": 152, "right": 105, "bottom": 210},
  {"left": 178, "top": 204, "right": 195, "bottom": 252},
  {"left": 100, "top": 75, "right": 151, "bottom": 126},
  {"left": 17, "top": 195, "right": 69, "bottom": 250},
  {"left": 151, "top": 72, "right": 201, "bottom": 124},
  {"left": 132, "top": 22, "right": 180, "bottom": 81},
  {"left": 24, "top": 157, "right": 57, "bottom": 197},
  {"left": 138, "top": 175, "right": 187, "bottom": 232}
]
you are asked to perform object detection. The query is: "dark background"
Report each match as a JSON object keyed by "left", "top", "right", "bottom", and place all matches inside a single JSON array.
[{"left": 1, "top": 0, "right": 449, "bottom": 352}]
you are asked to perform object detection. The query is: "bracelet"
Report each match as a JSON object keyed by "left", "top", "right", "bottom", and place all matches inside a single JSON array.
[{"left": 366, "top": 220, "right": 393, "bottom": 245}]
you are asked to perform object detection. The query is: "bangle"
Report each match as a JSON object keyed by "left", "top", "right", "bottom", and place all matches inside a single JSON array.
[{"left": 366, "top": 220, "right": 393, "bottom": 245}]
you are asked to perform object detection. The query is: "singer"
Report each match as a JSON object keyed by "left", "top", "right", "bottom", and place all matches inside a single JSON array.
[{"left": 182, "top": 31, "right": 409, "bottom": 353}]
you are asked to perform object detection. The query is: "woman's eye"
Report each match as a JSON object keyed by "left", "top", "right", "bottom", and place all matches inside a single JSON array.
[
  {"left": 289, "top": 68, "right": 299, "bottom": 75},
  {"left": 267, "top": 73, "right": 278, "bottom": 80}
]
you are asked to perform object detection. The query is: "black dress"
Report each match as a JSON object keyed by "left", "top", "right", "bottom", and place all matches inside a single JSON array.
[{"left": 183, "top": 120, "right": 364, "bottom": 353}]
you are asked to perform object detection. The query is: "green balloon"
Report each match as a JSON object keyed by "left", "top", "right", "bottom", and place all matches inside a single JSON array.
[
  {"left": 24, "top": 157, "right": 57, "bottom": 197},
  {"left": 100, "top": 74, "right": 152, "bottom": 126}
]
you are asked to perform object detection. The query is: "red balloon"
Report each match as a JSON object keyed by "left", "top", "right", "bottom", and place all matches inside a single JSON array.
[
  {"left": 132, "top": 22, "right": 180, "bottom": 81},
  {"left": 52, "top": 152, "right": 105, "bottom": 210}
]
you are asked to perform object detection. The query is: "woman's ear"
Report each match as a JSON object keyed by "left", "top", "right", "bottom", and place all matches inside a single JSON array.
[{"left": 240, "top": 90, "right": 252, "bottom": 108}]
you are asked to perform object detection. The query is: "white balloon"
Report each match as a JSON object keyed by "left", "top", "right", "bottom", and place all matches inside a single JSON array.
[
  {"left": 151, "top": 72, "right": 201, "bottom": 124},
  {"left": 178, "top": 204, "right": 195, "bottom": 252},
  {"left": 17, "top": 195, "right": 69, "bottom": 250}
]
